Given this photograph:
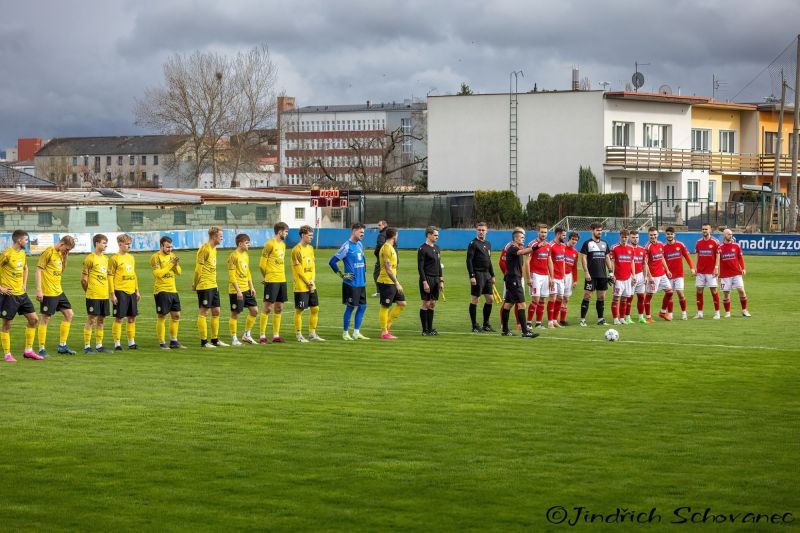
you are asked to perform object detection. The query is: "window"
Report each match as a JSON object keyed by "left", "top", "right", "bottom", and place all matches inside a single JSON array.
[
  {"left": 256, "top": 206, "right": 268, "bottom": 220},
  {"left": 86, "top": 211, "right": 99, "bottom": 226},
  {"left": 691, "top": 129, "right": 710, "bottom": 151},
  {"left": 129, "top": 171, "right": 135, "bottom": 181},
  {"left": 401, "top": 118, "right": 412, "bottom": 153},
  {"left": 130, "top": 155, "right": 135, "bottom": 165},
  {"left": 106, "top": 156, "right": 111, "bottom": 166},
  {"left": 106, "top": 171, "right": 111, "bottom": 180},
  {"left": 295, "top": 207, "right": 305, "bottom": 219},
  {"left": 142, "top": 171, "right": 147, "bottom": 181},
  {"left": 644, "top": 124, "right": 669, "bottom": 148},
  {"left": 142, "top": 155, "right": 147, "bottom": 165},
  {"left": 83, "top": 156, "right": 89, "bottom": 166},
  {"left": 94, "top": 156, "right": 101, "bottom": 173},
  {"left": 131, "top": 211, "right": 144, "bottom": 225},
  {"left": 118, "top": 155, "right": 123, "bottom": 165},
  {"left": 72, "top": 173, "right": 78, "bottom": 183},
  {"left": 153, "top": 174, "right": 160, "bottom": 186},
  {"left": 719, "top": 130, "right": 735, "bottom": 153},
  {"left": 612, "top": 122, "right": 633, "bottom": 146},
  {"left": 38, "top": 212, "right": 52, "bottom": 226},
  {"left": 764, "top": 132, "right": 778, "bottom": 154},
  {"left": 174, "top": 210, "right": 187, "bottom": 225},
  {"left": 708, "top": 179, "right": 717, "bottom": 202},
  {"left": 687, "top": 180, "right": 700, "bottom": 202},
  {"left": 640, "top": 180, "right": 657, "bottom": 202},
  {"left": 214, "top": 206, "right": 227, "bottom": 221},
  {"left": 154, "top": 155, "right": 159, "bottom": 165},
  {"left": 72, "top": 156, "right": 78, "bottom": 166},
  {"left": 0, "top": 212, "right": 4, "bottom": 227}
]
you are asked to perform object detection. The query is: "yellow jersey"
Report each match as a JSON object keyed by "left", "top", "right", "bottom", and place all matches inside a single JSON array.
[
  {"left": 227, "top": 249, "right": 253, "bottom": 294},
  {"left": 194, "top": 242, "right": 218, "bottom": 290},
  {"left": 36, "top": 246, "right": 65, "bottom": 297},
  {"left": 0, "top": 247, "right": 27, "bottom": 296},
  {"left": 150, "top": 251, "right": 181, "bottom": 294},
  {"left": 82, "top": 253, "right": 110, "bottom": 299},
  {"left": 260, "top": 239, "right": 286, "bottom": 283},
  {"left": 109, "top": 253, "right": 138, "bottom": 294},
  {"left": 290, "top": 243, "right": 315, "bottom": 292},
  {"left": 377, "top": 243, "right": 398, "bottom": 285}
]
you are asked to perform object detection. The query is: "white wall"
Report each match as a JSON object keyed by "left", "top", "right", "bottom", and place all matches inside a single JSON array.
[
  {"left": 279, "top": 200, "right": 315, "bottom": 228},
  {"left": 603, "top": 98, "right": 693, "bottom": 149}
]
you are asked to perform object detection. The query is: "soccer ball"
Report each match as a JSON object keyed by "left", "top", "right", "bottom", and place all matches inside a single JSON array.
[{"left": 604, "top": 329, "right": 620, "bottom": 342}]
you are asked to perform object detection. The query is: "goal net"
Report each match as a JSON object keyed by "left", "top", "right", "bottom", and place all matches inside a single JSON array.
[{"left": 551, "top": 216, "right": 653, "bottom": 232}]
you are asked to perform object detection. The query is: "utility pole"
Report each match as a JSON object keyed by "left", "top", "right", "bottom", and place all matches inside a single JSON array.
[
  {"left": 769, "top": 73, "right": 786, "bottom": 231},
  {"left": 788, "top": 34, "right": 800, "bottom": 231}
]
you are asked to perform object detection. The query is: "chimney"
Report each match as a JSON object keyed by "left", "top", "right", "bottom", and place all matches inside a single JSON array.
[
  {"left": 572, "top": 66, "right": 580, "bottom": 91},
  {"left": 366, "top": 100, "right": 371, "bottom": 109}
]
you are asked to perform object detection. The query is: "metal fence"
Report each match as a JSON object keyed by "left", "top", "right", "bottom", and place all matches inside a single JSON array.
[
  {"left": 633, "top": 199, "right": 791, "bottom": 232},
  {"left": 345, "top": 192, "right": 475, "bottom": 228}
]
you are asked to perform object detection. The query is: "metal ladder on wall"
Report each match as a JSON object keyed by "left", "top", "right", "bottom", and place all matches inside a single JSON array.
[{"left": 509, "top": 70, "right": 523, "bottom": 196}]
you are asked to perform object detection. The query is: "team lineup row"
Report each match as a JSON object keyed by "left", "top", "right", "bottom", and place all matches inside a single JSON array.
[{"left": 0, "top": 220, "right": 751, "bottom": 359}]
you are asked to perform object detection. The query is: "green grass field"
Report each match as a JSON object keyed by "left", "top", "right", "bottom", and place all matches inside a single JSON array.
[{"left": 1, "top": 249, "right": 798, "bottom": 531}]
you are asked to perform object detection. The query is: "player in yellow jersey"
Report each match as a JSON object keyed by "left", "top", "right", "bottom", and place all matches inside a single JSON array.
[
  {"left": 227, "top": 233, "right": 258, "bottom": 346},
  {"left": 259, "top": 221, "right": 289, "bottom": 343},
  {"left": 151, "top": 236, "right": 185, "bottom": 350},
  {"left": 291, "top": 225, "right": 325, "bottom": 343},
  {"left": 35, "top": 235, "right": 77, "bottom": 356},
  {"left": 377, "top": 227, "right": 406, "bottom": 339},
  {"left": 193, "top": 226, "right": 227, "bottom": 348},
  {"left": 0, "top": 230, "right": 42, "bottom": 361},
  {"left": 109, "top": 234, "right": 140, "bottom": 351},
  {"left": 81, "top": 234, "right": 112, "bottom": 353}
]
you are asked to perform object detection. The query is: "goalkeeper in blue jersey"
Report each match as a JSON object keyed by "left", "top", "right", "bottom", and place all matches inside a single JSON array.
[{"left": 329, "top": 223, "right": 369, "bottom": 340}]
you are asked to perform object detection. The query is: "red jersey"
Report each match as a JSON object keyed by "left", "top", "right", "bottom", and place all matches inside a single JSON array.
[
  {"left": 564, "top": 245, "right": 579, "bottom": 279},
  {"left": 694, "top": 237, "right": 720, "bottom": 275},
  {"left": 527, "top": 240, "right": 551, "bottom": 276},
  {"left": 549, "top": 241, "right": 566, "bottom": 280},
  {"left": 719, "top": 241, "right": 745, "bottom": 278},
  {"left": 632, "top": 245, "right": 646, "bottom": 274},
  {"left": 645, "top": 241, "right": 667, "bottom": 277},
  {"left": 499, "top": 241, "right": 513, "bottom": 275},
  {"left": 663, "top": 241, "right": 694, "bottom": 279},
  {"left": 610, "top": 243, "right": 634, "bottom": 281}
]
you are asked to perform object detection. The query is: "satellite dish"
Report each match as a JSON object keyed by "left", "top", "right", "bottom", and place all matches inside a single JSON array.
[
  {"left": 632, "top": 71, "right": 645, "bottom": 90},
  {"left": 658, "top": 84, "right": 673, "bottom": 95}
]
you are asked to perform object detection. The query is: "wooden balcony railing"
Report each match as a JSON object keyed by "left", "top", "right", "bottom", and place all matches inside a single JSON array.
[{"left": 606, "top": 147, "right": 794, "bottom": 173}]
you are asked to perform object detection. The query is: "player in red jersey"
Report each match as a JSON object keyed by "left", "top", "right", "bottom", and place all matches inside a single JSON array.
[
  {"left": 719, "top": 229, "right": 750, "bottom": 317},
  {"left": 525, "top": 225, "right": 552, "bottom": 329},
  {"left": 607, "top": 229, "right": 635, "bottom": 325},
  {"left": 663, "top": 227, "right": 695, "bottom": 320},
  {"left": 644, "top": 227, "right": 672, "bottom": 323},
  {"left": 629, "top": 230, "right": 648, "bottom": 323},
  {"left": 547, "top": 227, "right": 567, "bottom": 328},
  {"left": 693, "top": 223, "right": 721, "bottom": 319},
  {"left": 560, "top": 232, "right": 580, "bottom": 326}
]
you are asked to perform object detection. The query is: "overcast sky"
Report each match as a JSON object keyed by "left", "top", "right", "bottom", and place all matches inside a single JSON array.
[{"left": 1, "top": 0, "right": 798, "bottom": 151}]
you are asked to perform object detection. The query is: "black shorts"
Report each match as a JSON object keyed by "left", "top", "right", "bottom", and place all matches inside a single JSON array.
[
  {"left": 504, "top": 278, "right": 526, "bottom": 304},
  {"left": 113, "top": 291, "right": 139, "bottom": 318},
  {"left": 419, "top": 276, "right": 440, "bottom": 301},
  {"left": 197, "top": 288, "right": 221, "bottom": 309},
  {"left": 155, "top": 292, "right": 181, "bottom": 314},
  {"left": 229, "top": 292, "right": 258, "bottom": 313},
  {"left": 294, "top": 291, "right": 320, "bottom": 310},
  {"left": 378, "top": 282, "right": 405, "bottom": 307},
  {"left": 470, "top": 271, "right": 494, "bottom": 297},
  {"left": 0, "top": 293, "right": 36, "bottom": 320},
  {"left": 40, "top": 293, "right": 71, "bottom": 316},
  {"left": 584, "top": 277, "right": 609, "bottom": 292},
  {"left": 86, "top": 298, "right": 110, "bottom": 317},
  {"left": 342, "top": 284, "right": 367, "bottom": 306},
  {"left": 263, "top": 282, "right": 288, "bottom": 303}
]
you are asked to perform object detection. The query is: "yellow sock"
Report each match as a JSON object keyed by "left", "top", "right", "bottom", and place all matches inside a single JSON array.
[
  {"left": 84, "top": 326, "right": 92, "bottom": 347},
  {"left": 229, "top": 318, "right": 238, "bottom": 338},
  {"left": 157, "top": 317, "right": 166, "bottom": 343},
  {"left": 379, "top": 306, "right": 389, "bottom": 332},
  {"left": 59, "top": 321, "right": 71, "bottom": 345},
  {"left": 1, "top": 331, "right": 10, "bottom": 354},
  {"left": 272, "top": 313, "right": 282, "bottom": 337},
  {"left": 197, "top": 316, "right": 208, "bottom": 341},
  {"left": 38, "top": 324, "right": 48, "bottom": 350},
  {"left": 95, "top": 328, "right": 104, "bottom": 347},
  {"left": 25, "top": 326, "right": 35, "bottom": 350},
  {"left": 210, "top": 316, "right": 220, "bottom": 340},
  {"left": 309, "top": 306, "right": 319, "bottom": 333},
  {"left": 169, "top": 319, "right": 179, "bottom": 341},
  {"left": 294, "top": 309, "right": 303, "bottom": 334},
  {"left": 244, "top": 314, "right": 256, "bottom": 335},
  {"left": 259, "top": 312, "right": 269, "bottom": 337},
  {"left": 112, "top": 322, "right": 122, "bottom": 344},
  {"left": 126, "top": 322, "right": 135, "bottom": 343},
  {"left": 389, "top": 305, "right": 404, "bottom": 328}
]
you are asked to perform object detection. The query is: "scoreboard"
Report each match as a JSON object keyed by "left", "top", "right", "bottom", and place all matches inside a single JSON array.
[{"left": 310, "top": 189, "right": 349, "bottom": 208}]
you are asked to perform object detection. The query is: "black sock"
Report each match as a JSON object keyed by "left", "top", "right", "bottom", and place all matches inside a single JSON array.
[
  {"left": 580, "top": 298, "right": 590, "bottom": 319},
  {"left": 596, "top": 299, "right": 605, "bottom": 319},
  {"left": 516, "top": 308, "right": 528, "bottom": 333},
  {"left": 501, "top": 307, "right": 510, "bottom": 332},
  {"left": 482, "top": 303, "right": 492, "bottom": 326},
  {"left": 469, "top": 303, "right": 477, "bottom": 327},
  {"left": 420, "top": 309, "right": 427, "bottom": 331},
  {"left": 427, "top": 309, "right": 434, "bottom": 331}
]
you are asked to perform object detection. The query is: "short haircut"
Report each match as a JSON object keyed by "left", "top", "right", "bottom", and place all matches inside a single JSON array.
[
  {"left": 589, "top": 222, "right": 602, "bottom": 230},
  {"left": 208, "top": 226, "right": 222, "bottom": 237},
  {"left": 235, "top": 233, "right": 250, "bottom": 245},
  {"left": 702, "top": 223, "right": 711, "bottom": 228},
  {"left": 475, "top": 222, "right": 487, "bottom": 229},
  {"left": 512, "top": 230, "right": 524, "bottom": 239},
  {"left": 619, "top": 229, "right": 629, "bottom": 237},
  {"left": 299, "top": 225, "right": 313, "bottom": 236},
  {"left": 59, "top": 235, "right": 76, "bottom": 248},
  {"left": 274, "top": 221, "right": 288, "bottom": 233},
  {"left": 93, "top": 233, "right": 108, "bottom": 247},
  {"left": 385, "top": 227, "right": 397, "bottom": 240},
  {"left": 425, "top": 225, "right": 438, "bottom": 236},
  {"left": 630, "top": 229, "right": 639, "bottom": 236},
  {"left": 351, "top": 222, "right": 365, "bottom": 231},
  {"left": 11, "top": 229, "right": 28, "bottom": 242},
  {"left": 665, "top": 227, "right": 675, "bottom": 233},
  {"left": 538, "top": 224, "right": 548, "bottom": 231},
  {"left": 553, "top": 226, "right": 565, "bottom": 235},
  {"left": 648, "top": 226, "right": 658, "bottom": 232},
  {"left": 117, "top": 233, "right": 132, "bottom": 244},
  {"left": 569, "top": 231, "right": 580, "bottom": 240},
  {"left": 160, "top": 236, "right": 173, "bottom": 246},
  {"left": 378, "top": 220, "right": 388, "bottom": 226}
]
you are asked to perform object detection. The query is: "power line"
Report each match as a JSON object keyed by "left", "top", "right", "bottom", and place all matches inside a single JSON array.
[{"left": 730, "top": 37, "right": 796, "bottom": 102}]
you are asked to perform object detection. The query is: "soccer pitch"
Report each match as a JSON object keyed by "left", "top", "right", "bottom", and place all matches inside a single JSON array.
[{"left": 2, "top": 249, "right": 797, "bottom": 531}]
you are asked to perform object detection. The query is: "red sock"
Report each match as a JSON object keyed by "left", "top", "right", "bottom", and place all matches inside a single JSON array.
[
  {"left": 527, "top": 302, "right": 535, "bottom": 322},
  {"left": 536, "top": 300, "right": 545, "bottom": 322},
  {"left": 668, "top": 298, "right": 674, "bottom": 313},
  {"left": 661, "top": 292, "right": 672, "bottom": 313},
  {"left": 547, "top": 300, "right": 555, "bottom": 321},
  {"left": 553, "top": 300, "right": 562, "bottom": 321},
  {"left": 696, "top": 291, "right": 704, "bottom": 311},
  {"left": 723, "top": 299, "right": 731, "bottom": 312},
  {"left": 626, "top": 296, "right": 634, "bottom": 316},
  {"left": 559, "top": 305, "right": 568, "bottom": 322},
  {"left": 740, "top": 297, "right": 748, "bottom": 311},
  {"left": 712, "top": 292, "right": 720, "bottom": 311},
  {"left": 679, "top": 297, "right": 686, "bottom": 312},
  {"left": 637, "top": 293, "right": 645, "bottom": 314},
  {"left": 611, "top": 300, "right": 619, "bottom": 319},
  {"left": 644, "top": 293, "right": 653, "bottom": 315}
]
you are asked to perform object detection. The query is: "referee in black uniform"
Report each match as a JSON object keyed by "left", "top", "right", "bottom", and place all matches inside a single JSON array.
[
  {"left": 417, "top": 226, "right": 443, "bottom": 336},
  {"left": 501, "top": 229, "right": 538, "bottom": 338},
  {"left": 372, "top": 220, "right": 388, "bottom": 297},
  {"left": 466, "top": 222, "right": 495, "bottom": 333},
  {"left": 579, "top": 221, "right": 611, "bottom": 326}
]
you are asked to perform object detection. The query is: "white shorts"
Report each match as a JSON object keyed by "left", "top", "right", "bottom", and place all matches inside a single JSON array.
[
  {"left": 633, "top": 272, "right": 645, "bottom": 294},
  {"left": 529, "top": 273, "right": 550, "bottom": 298},
  {"left": 720, "top": 276, "right": 744, "bottom": 292},
  {"left": 695, "top": 274, "right": 718, "bottom": 288},
  {"left": 613, "top": 278, "right": 633, "bottom": 298},
  {"left": 669, "top": 277, "right": 685, "bottom": 291},
  {"left": 551, "top": 278, "right": 565, "bottom": 297},
  {"left": 563, "top": 274, "right": 574, "bottom": 297},
  {"left": 647, "top": 274, "right": 671, "bottom": 294}
]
